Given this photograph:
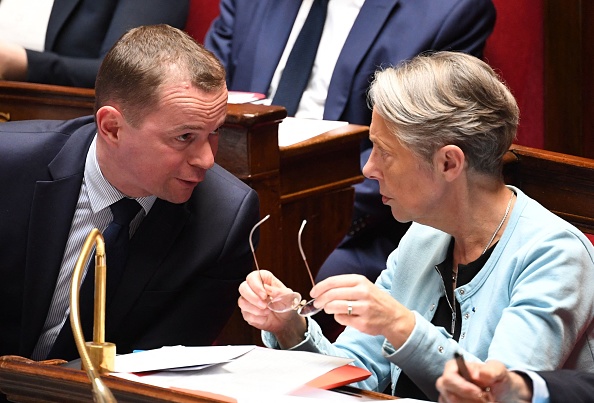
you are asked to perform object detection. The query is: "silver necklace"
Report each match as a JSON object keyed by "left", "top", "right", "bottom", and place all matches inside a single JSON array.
[
  {"left": 449, "top": 190, "right": 514, "bottom": 335},
  {"left": 452, "top": 189, "right": 515, "bottom": 283},
  {"left": 481, "top": 190, "right": 515, "bottom": 255}
]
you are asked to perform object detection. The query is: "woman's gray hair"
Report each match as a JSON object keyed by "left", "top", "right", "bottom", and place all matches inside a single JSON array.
[{"left": 368, "top": 51, "right": 519, "bottom": 176}]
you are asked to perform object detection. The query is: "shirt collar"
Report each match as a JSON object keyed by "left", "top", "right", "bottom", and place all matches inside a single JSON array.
[{"left": 84, "top": 135, "right": 156, "bottom": 214}]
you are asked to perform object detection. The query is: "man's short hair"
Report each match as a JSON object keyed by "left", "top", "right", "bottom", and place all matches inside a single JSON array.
[{"left": 95, "top": 24, "right": 226, "bottom": 127}]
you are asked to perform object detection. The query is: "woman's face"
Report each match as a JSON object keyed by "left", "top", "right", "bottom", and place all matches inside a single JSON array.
[{"left": 363, "top": 108, "right": 445, "bottom": 225}]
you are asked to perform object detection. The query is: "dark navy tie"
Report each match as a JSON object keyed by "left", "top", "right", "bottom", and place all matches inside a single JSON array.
[
  {"left": 47, "top": 198, "right": 141, "bottom": 359},
  {"left": 102, "top": 197, "right": 142, "bottom": 300},
  {"left": 271, "top": 0, "right": 329, "bottom": 116}
]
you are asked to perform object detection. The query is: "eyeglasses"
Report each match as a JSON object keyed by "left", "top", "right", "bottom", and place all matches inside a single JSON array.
[{"left": 249, "top": 215, "right": 322, "bottom": 317}]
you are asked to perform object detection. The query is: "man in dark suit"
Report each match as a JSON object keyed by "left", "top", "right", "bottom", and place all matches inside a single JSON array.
[
  {"left": 205, "top": 0, "right": 496, "bottom": 339},
  {"left": 437, "top": 358, "right": 594, "bottom": 403},
  {"left": 0, "top": 0, "right": 188, "bottom": 87},
  {"left": 0, "top": 24, "right": 259, "bottom": 363}
]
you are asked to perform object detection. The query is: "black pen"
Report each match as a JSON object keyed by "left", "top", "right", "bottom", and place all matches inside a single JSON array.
[
  {"left": 454, "top": 352, "right": 472, "bottom": 381},
  {"left": 454, "top": 352, "right": 493, "bottom": 401}
]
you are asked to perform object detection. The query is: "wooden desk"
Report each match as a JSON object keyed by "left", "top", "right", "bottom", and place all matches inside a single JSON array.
[
  {"left": 0, "top": 356, "right": 396, "bottom": 402},
  {"left": 0, "top": 356, "right": 211, "bottom": 403},
  {"left": 0, "top": 81, "right": 95, "bottom": 122},
  {"left": 0, "top": 81, "right": 368, "bottom": 345}
]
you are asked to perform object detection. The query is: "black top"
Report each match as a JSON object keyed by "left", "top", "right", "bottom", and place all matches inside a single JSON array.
[{"left": 394, "top": 239, "right": 496, "bottom": 399}]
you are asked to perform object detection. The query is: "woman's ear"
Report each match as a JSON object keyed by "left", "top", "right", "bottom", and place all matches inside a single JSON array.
[{"left": 435, "top": 145, "right": 465, "bottom": 182}]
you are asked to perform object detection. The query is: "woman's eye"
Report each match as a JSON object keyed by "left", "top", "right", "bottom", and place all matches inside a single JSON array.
[{"left": 374, "top": 145, "right": 388, "bottom": 158}]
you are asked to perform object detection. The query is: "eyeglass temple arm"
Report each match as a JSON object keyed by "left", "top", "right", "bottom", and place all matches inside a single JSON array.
[
  {"left": 298, "top": 220, "right": 316, "bottom": 287},
  {"left": 249, "top": 215, "right": 270, "bottom": 283}
]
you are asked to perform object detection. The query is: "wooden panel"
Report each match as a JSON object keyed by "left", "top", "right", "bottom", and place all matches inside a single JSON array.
[
  {"left": 583, "top": 0, "right": 594, "bottom": 157},
  {"left": 543, "top": 0, "right": 594, "bottom": 158},
  {"left": 280, "top": 124, "right": 365, "bottom": 201},
  {"left": 0, "top": 81, "right": 94, "bottom": 122},
  {"left": 504, "top": 144, "right": 594, "bottom": 234},
  {"left": 276, "top": 188, "right": 356, "bottom": 295},
  {"left": 218, "top": 103, "right": 284, "bottom": 178}
]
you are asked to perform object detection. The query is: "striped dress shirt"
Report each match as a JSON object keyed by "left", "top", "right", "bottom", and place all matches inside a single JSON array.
[{"left": 31, "top": 136, "right": 155, "bottom": 360}]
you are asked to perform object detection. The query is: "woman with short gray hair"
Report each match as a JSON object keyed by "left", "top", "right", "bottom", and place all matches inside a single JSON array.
[{"left": 238, "top": 51, "right": 594, "bottom": 400}]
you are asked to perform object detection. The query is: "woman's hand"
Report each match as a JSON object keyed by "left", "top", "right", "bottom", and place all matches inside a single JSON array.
[
  {"left": 310, "top": 274, "right": 415, "bottom": 348},
  {"left": 238, "top": 270, "right": 307, "bottom": 348}
]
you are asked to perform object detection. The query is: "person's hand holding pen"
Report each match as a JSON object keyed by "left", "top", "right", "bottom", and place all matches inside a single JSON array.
[{"left": 436, "top": 354, "right": 533, "bottom": 403}]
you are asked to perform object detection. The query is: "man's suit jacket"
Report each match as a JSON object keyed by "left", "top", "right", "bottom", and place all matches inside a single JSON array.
[
  {"left": 0, "top": 116, "right": 260, "bottom": 361},
  {"left": 24, "top": 0, "right": 189, "bottom": 87},
  {"left": 205, "top": 0, "right": 496, "bottom": 277},
  {"left": 539, "top": 370, "right": 594, "bottom": 403}
]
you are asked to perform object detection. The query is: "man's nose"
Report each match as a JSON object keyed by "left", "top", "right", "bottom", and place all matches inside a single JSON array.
[{"left": 188, "top": 140, "right": 215, "bottom": 168}]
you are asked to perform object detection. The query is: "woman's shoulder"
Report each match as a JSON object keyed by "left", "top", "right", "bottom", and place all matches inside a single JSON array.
[{"left": 512, "top": 187, "right": 591, "bottom": 244}]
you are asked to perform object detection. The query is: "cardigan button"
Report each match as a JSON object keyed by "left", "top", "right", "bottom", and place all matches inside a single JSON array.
[{"left": 438, "top": 346, "right": 444, "bottom": 353}]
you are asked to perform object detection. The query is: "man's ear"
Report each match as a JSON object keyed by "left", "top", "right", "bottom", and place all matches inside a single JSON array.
[
  {"left": 96, "top": 106, "right": 124, "bottom": 143},
  {"left": 434, "top": 145, "right": 465, "bottom": 182}
]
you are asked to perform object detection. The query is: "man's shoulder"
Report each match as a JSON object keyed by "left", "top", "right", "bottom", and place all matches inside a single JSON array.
[
  {"left": 182, "top": 164, "right": 260, "bottom": 233},
  {"left": 0, "top": 116, "right": 96, "bottom": 167},
  {"left": 0, "top": 115, "right": 96, "bottom": 141},
  {"left": 187, "top": 164, "right": 258, "bottom": 210},
  {"left": 203, "top": 164, "right": 254, "bottom": 193}
]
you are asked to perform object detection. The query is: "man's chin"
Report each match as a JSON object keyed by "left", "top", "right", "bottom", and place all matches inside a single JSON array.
[{"left": 161, "top": 189, "right": 195, "bottom": 204}]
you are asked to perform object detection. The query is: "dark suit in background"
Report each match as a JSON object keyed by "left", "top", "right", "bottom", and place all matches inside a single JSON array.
[
  {"left": 205, "top": 0, "right": 496, "bottom": 339},
  {"left": 24, "top": 0, "right": 189, "bottom": 87},
  {"left": 539, "top": 370, "right": 594, "bottom": 403},
  {"left": 0, "top": 116, "right": 260, "bottom": 361}
]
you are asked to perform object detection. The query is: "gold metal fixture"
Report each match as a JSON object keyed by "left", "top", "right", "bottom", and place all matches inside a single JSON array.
[{"left": 69, "top": 228, "right": 117, "bottom": 402}]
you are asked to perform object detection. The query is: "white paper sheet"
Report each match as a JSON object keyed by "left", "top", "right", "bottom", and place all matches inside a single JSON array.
[
  {"left": 112, "top": 346, "right": 355, "bottom": 401},
  {"left": 113, "top": 345, "right": 255, "bottom": 373},
  {"left": 228, "top": 91, "right": 266, "bottom": 104},
  {"left": 278, "top": 117, "right": 349, "bottom": 147}
]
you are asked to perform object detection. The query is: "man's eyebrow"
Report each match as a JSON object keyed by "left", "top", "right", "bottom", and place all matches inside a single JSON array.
[{"left": 171, "top": 124, "right": 206, "bottom": 133}]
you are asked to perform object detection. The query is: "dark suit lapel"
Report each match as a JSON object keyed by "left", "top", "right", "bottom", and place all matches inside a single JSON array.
[
  {"left": 19, "top": 126, "right": 94, "bottom": 357},
  {"left": 324, "top": 0, "right": 400, "bottom": 120},
  {"left": 104, "top": 199, "right": 190, "bottom": 336},
  {"left": 45, "top": 0, "right": 80, "bottom": 50},
  {"left": 241, "top": 0, "right": 302, "bottom": 93}
]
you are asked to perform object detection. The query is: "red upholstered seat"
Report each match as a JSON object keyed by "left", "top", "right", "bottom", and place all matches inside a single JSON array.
[
  {"left": 484, "top": 0, "right": 544, "bottom": 149},
  {"left": 184, "top": 0, "right": 221, "bottom": 44}
]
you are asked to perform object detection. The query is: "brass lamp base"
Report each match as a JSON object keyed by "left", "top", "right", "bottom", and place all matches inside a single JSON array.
[{"left": 83, "top": 342, "right": 115, "bottom": 374}]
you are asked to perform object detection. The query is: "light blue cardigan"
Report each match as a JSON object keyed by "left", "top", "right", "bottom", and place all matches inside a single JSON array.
[{"left": 264, "top": 187, "right": 594, "bottom": 400}]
